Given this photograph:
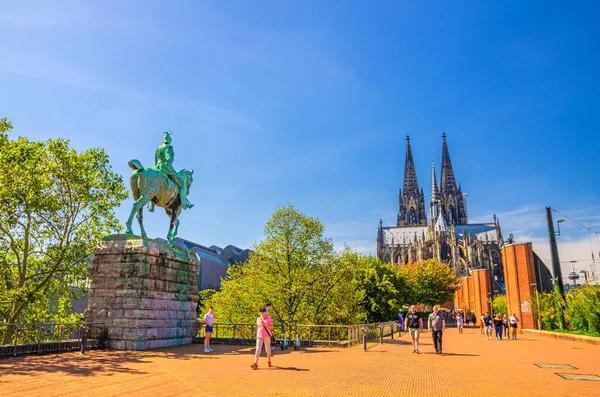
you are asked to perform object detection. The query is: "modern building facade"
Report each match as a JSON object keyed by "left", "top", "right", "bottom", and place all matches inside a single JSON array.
[{"left": 171, "top": 237, "right": 252, "bottom": 291}]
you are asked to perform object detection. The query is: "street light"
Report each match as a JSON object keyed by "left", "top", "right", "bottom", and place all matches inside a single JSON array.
[
  {"left": 579, "top": 270, "right": 589, "bottom": 284},
  {"left": 531, "top": 283, "right": 541, "bottom": 330},
  {"left": 556, "top": 219, "right": 567, "bottom": 236}
]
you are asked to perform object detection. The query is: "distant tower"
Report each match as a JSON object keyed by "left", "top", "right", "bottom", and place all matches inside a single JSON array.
[
  {"left": 398, "top": 135, "right": 428, "bottom": 227},
  {"left": 430, "top": 161, "right": 440, "bottom": 221},
  {"left": 439, "top": 132, "right": 467, "bottom": 225}
]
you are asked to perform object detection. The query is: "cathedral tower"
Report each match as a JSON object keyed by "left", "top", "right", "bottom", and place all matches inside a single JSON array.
[
  {"left": 397, "top": 135, "right": 428, "bottom": 227},
  {"left": 430, "top": 161, "right": 440, "bottom": 221},
  {"left": 440, "top": 133, "right": 468, "bottom": 225}
]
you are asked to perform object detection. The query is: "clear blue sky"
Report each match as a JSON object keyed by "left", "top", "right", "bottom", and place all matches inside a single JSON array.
[{"left": 1, "top": 1, "right": 599, "bottom": 275}]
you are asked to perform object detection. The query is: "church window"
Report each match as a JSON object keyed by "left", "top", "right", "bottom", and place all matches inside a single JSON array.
[{"left": 409, "top": 208, "right": 417, "bottom": 224}]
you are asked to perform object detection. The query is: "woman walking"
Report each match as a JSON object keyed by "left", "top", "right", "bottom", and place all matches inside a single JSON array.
[
  {"left": 457, "top": 312, "right": 464, "bottom": 334},
  {"left": 251, "top": 308, "right": 273, "bottom": 369},
  {"left": 502, "top": 315, "right": 509, "bottom": 339},
  {"left": 509, "top": 313, "right": 519, "bottom": 340},
  {"left": 493, "top": 314, "right": 503, "bottom": 340}
]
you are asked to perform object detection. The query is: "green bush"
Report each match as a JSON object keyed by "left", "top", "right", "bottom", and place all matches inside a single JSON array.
[{"left": 532, "top": 285, "right": 600, "bottom": 335}]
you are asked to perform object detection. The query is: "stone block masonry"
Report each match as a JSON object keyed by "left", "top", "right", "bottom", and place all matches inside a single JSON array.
[{"left": 85, "top": 234, "right": 200, "bottom": 350}]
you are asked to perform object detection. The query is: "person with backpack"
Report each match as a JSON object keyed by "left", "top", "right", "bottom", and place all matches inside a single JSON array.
[{"left": 251, "top": 308, "right": 273, "bottom": 369}]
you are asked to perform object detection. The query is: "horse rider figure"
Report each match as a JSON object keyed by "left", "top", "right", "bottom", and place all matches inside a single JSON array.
[{"left": 150, "top": 131, "right": 193, "bottom": 211}]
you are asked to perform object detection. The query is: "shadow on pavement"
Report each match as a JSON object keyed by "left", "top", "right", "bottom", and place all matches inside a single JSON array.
[
  {"left": 420, "top": 352, "right": 479, "bottom": 357},
  {"left": 270, "top": 366, "right": 310, "bottom": 372}
]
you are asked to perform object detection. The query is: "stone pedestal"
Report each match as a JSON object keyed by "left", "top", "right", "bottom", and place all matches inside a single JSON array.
[{"left": 85, "top": 234, "right": 199, "bottom": 350}]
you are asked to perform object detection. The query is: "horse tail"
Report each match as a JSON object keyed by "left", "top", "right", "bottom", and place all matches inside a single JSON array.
[
  {"left": 128, "top": 159, "right": 144, "bottom": 171},
  {"left": 129, "top": 171, "right": 142, "bottom": 201}
]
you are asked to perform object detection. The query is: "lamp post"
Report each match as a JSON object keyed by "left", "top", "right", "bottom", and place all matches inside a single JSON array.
[
  {"left": 546, "top": 208, "right": 566, "bottom": 294},
  {"left": 579, "top": 270, "right": 589, "bottom": 284},
  {"left": 531, "top": 283, "right": 541, "bottom": 330}
]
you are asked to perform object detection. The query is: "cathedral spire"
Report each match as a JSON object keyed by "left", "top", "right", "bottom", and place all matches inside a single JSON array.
[
  {"left": 397, "top": 134, "right": 427, "bottom": 227},
  {"left": 440, "top": 132, "right": 457, "bottom": 194},
  {"left": 403, "top": 135, "right": 419, "bottom": 194},
  {"left": 439, "top": 132, "right": 467, "bottom": 224},
  {"left": 431, "top": 161, "right": 439, "bottom": 203},
  {"left": 430, "top": 161, "right": 440, "bottom": 220}
]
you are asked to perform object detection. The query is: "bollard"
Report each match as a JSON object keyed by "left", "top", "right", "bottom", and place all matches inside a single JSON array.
[
  {"left": 379, "top": 325, "right": 383, "bottom": 344},
  {"left": 362, "top": 326, "right": 368, "bottom": 351},
  {"left": 391, "top": 324, "right": 394, "bottom": 340},
  {"left": 81, "top": 325, "right": 88, "bottom": 355}
]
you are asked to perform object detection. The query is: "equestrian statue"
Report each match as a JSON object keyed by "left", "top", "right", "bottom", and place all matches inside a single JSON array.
[{"left": 125, "top": 131, "right": 194, "bottom": 243}]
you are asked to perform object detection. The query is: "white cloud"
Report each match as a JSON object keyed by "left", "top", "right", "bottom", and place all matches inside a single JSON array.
[{"left": 0, "top": 49, "right": 259, "bottom": 129}]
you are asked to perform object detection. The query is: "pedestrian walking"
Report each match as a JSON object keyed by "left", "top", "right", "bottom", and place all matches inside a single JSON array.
[
  {"left": 428, "top": 305, "right": 446, "bottom": 355},
  {"left": 493, "top": 314, "right": 503, "bottom": 340},
  {"left": 502, "top": 315, "right": 509, "bottom": 338},
  {"left": 479, "top": 315, "right": 485, "bottom": 335},
  {"left": 509, "top": 313, "right": 519, "bottom": 340},
  {"left": 203, "top": 307, "right": 215, "bottom": 353},
  {"left": 251, "top": 308, "right": 273, "bottom": 369},
  {"left": 483, "top": 312, "right": 493, "bottom": 340},
  {"left": 265, "top": 303, "right": 275, "bottom": 351},
  {"left": 471, "top": 313, "right": 476, "bottom": 328},
  {"left": 398, "top": 311, "right": 405, "bottom": 337},
  {"left": 406, "top": 305, "right": 424, "bottom": 353},
  {"left": 457, "top": 312, "right": 464, "bottom": 334}
]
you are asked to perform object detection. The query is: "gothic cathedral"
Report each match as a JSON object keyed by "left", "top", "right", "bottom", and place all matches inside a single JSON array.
[{"left": 377, "top": 133, "right": 506, "bottom": 291}]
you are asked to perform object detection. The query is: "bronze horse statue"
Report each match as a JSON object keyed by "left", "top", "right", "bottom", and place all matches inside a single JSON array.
[{"left": 125, "top": 159, "right": 193, "bottom": 243}]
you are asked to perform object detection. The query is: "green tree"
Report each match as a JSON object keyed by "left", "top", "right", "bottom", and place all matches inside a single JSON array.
[
  {"left": 489, "top": 294, "right": 507, "bottom": 316},
  {"left": 209, "top": 205, "right": 362, "bottom": 325},
  {"left": 0, "top": 121, "right": 127, "bottom": 342},
  {"left": 342, "top": 251, "right": 406, "bottom": 323},
  {"left": 0, "top": 118, "right": 13, "bottom": 138},
  {"left": 399, "top": 259, "right": 458, "bottom": 307}
]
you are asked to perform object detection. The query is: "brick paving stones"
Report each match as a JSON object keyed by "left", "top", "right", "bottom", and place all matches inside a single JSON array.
[{"left": 1, "top": 327, "right": 600, "bottom": 396}]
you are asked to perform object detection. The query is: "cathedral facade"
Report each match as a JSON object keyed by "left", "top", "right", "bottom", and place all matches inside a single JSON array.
[{"left": 377, "top": 134, "right": 505, "bottom": 288}]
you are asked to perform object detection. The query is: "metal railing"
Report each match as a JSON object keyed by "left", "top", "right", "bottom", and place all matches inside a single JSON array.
[
  {"left": 0, "top": 322, "right": 106, "bottom": 358},
  {"left": 196, "top": 321, "right": 399, "bottom": 349}
]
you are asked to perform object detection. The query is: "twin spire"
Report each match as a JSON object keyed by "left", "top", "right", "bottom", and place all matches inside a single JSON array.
[{"left": 398, "top": 132, "right": 467, "bottom": 227}]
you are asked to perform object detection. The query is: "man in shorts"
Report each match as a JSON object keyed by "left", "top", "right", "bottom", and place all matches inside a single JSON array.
[
  {"left": 406, "top": 305, "right": 423, "bottom": 353},
  {"left": 483, "top": 312, "right": 493, "bottom": 340},
  {"left": 204, "top": 307, "right": 215, "bottom": 352}
]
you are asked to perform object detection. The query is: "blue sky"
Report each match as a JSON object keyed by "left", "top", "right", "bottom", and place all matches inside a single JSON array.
[{"left": 1, "top": 1, "right": 599, "bottom": 279}]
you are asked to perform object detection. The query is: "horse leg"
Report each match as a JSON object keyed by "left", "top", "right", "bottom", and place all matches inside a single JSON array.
[
  {"left": 126, "top": 195, "right": 149, "bottom": 235},
  {"left": 166, "top": 208, "right": 174, "bottom": 243},
  {"left": 136, "top": 206, "right": 147, "bottom": 238},
  {"left": 166, "top": 207, "right": 181, "bottom": 244},
  {"left": 171, "top": 208, "right": 182, "bottom": 241}
]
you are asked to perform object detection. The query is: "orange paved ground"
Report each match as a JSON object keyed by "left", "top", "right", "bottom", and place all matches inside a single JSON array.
[{"left": 1, "top": 327, "right": 600, "bottom": 397}]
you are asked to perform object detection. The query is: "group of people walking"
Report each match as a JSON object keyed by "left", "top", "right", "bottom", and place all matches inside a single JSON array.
[
  {"left": 202, "top": 304, "right": 522, "bottom": 369},
  {"left": 480, "top": 312, "right": 519, "bottom": 340}
]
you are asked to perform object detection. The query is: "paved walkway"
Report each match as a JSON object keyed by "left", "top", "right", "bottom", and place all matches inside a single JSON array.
[{"left": 2, "top": 327, "right": 600, "bottom": 396}]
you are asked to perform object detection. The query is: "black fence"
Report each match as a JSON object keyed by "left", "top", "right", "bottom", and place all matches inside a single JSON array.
[
  {"left": 0, "top": 322, "right": 106, "bottom": 358},
  {"left": 196, "top": 321, "right": 400, "bottom": 349}
]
